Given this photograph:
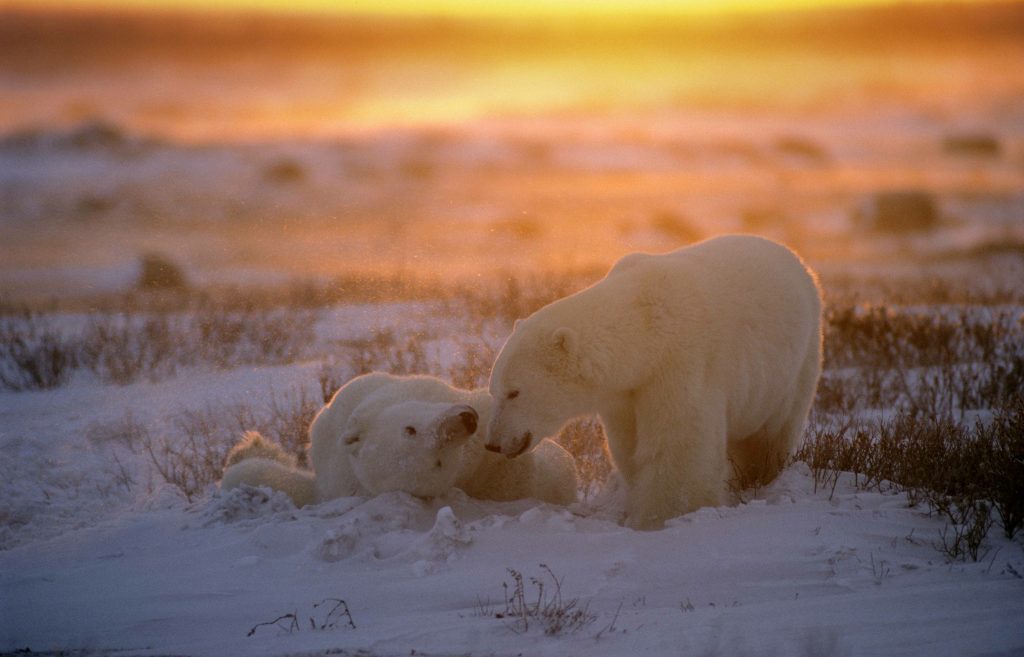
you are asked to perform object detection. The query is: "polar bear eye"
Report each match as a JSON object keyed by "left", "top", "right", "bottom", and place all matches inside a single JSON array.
[
  {"left": 506, "top": 390, "right": 520, "bottom": 400},
  {"left": 404, "top": 426, "right": 417, "bottom": 436}
]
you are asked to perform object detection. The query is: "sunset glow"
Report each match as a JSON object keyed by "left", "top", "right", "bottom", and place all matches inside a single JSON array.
[
  {"left": 1, "top": 0, "right": 1022, "bottom": 286},
  {"left": 1, "top": 0, "right": 1023, "bottom": 648},
  {"left": 11, "top": 0, "right": 998, "bottom": 16}
]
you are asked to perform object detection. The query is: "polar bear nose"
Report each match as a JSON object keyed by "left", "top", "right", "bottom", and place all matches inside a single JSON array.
[{"left": 459, "top": 411, "right": 477, "bottom": 434}]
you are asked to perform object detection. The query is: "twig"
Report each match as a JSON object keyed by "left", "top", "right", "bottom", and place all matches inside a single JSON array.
[{"left": 247, "top": 612, "right": 299, "bottom": 637}]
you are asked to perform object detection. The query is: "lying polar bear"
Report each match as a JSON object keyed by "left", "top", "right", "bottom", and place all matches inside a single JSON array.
[{"left": 221, "top": 373, "right": 578, "bottom": 507}]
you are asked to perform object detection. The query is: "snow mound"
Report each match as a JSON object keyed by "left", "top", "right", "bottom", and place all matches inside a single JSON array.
[
  {"left": 196, "top": 485, "right": 299, "bottom": 526},
  {"left": 410, "top": 506, "right": 474, "bottom": 576}
]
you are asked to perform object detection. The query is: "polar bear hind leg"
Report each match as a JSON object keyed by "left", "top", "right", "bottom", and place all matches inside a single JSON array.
[
  {"left": 728, "top": 344, "right": 820, "bottom": 490},
  {"left": 221, "top": 458, "right": 317, "bottom": 507},
  {"left": 221, "top": 431, "right": 317, "bottom": 507},
  {"left": 225, "top": 430, "right": 294, "bottom": 468}
]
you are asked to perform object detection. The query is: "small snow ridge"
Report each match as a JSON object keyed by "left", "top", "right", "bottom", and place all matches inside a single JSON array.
[
  {"left": 310, "top": 499, "right": 475, "bottom": 572},
  {"left": 317, "top": 527, "right": 359, "bottom": 562},
  {"left": 410, "top": 506, "right": 473, "bottom": 576},
  {"left": 517, "top": 505, "right": 577, "bottom": 530},
  {"left": 311, "top": 492, "right": 423, "bottom": 562},
  {"left": 197, "top": 485, "right": 297, "bottom": 526},
  {"left": 428, "top": 505, "right": 472, "bottom": 550},
  {"left": 134, "top": 482, "right": 189, "bottom": 512},
  {"left": 762, "top": 462, "right": 816, "bottom": 504}
]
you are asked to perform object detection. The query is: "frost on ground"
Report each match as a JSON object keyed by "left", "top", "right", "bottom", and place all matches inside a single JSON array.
[{"left": 1, "top": 461, "right": 1022, "bottom": 657}]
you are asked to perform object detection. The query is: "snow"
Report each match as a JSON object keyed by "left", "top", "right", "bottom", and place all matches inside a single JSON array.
[
  {"left": 0, "top": 297, "right": 1022, "bottom": 656},
  {"left": 2, "top": 438, "right": 1022, "bottom": 657}
]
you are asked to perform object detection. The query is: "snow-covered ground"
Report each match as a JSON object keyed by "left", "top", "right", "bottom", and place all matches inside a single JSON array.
[
  {"left": 1, "top": 300, "right": 1022, "bottom": 657},
  {"left": 2, "top": 462, "right": 1022, "bottom": 656}
]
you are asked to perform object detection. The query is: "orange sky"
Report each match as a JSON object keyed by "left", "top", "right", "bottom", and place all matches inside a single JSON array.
[{"left": 6, "top": 0, "right": 1003, "bottom": 17}]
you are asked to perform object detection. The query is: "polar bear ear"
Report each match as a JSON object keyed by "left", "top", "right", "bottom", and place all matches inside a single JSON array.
[
  {"left": 552, "top": 327, "right": 600, "bottom": 382},
  {"left": 341, "top": 432, "right": 361, "bottom": 448},
  {"left": 551, "top": 327, "right": 578, "bottom": 356},
  {"left": 340, "top": 419, "right": 362, "bottom": 451}
]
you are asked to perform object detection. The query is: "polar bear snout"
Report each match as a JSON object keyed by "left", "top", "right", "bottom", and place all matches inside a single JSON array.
[
  {"left": 458, "top": 410, "right": 478, "bottom": 434},
  {"left": 485, "top": 431, "right": 532, "bottom": 458},
  {"left": 435, "top": 404, "right": 479, "bottom": 447}
]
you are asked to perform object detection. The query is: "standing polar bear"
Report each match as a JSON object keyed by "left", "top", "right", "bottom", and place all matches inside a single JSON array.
[
  {"left": 221, "top": 373, "right": 577, "bottom": 507},
  {"left": 485, "top": 235, "right": 822, "bottom": 529}
]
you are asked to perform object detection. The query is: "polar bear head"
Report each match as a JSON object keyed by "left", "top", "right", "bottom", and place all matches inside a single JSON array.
[
  {"left": 486, "top": 317, "right": 599, "bottom": 457},
  {"left": 340, "top": 400, "right": 480, "bottom": 498}
]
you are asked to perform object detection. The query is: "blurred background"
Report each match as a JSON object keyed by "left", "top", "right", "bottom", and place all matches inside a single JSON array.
[{"left": 1, "top": 0, "right": 1023, "bottom": 303}]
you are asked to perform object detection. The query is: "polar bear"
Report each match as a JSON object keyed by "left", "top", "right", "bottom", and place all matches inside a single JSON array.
[
  {"left": 221, "top": 373, "right": 577, "bottom": 507},
  {"left": 485, "top": 235, "right": 822, "bottom": 529}
]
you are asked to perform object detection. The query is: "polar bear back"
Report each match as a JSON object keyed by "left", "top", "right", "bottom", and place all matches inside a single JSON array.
[{"left": 605, "top": 234, "right": 821, "bottom": 441}]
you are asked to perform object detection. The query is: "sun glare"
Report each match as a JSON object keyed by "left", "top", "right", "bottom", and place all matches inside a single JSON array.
[{"left": 12, "top": 0, "right": 995, "bottom": 16}]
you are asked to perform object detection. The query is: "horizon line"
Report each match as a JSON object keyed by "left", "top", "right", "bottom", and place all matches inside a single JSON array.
[{"left": 4, "top": 0, "right": 1019, "bottom": 20}]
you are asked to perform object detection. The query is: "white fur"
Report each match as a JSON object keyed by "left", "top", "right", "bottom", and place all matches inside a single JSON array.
[
  {"left": 486, "top": 235, "right": 823, "bottom": 529},
  {"left": 220, "top": 373, "right": 578, "bottom": 506},
  {"left": 220, "top": 431, "right": 318, "bottom": 506}
]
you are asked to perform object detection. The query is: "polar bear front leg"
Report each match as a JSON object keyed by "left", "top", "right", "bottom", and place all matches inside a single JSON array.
[
  {"left": 598, "top": 400, "right": 638, "bottom": 487},
  {"left": 626, "top": 391, "right": 728, "bottom": 529}
]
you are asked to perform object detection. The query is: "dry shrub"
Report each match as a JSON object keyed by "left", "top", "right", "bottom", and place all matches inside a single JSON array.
[
  {"left": 803, "top": 298, "right": 1022, "bottom": 561},
  {"left": 818, "top": 304, "right": 1024, "bottom": 418},
  {"left": 86, "top": 410, "right": 149, "bottom": 452},
  {"left": 796, "top": 397, "right": 1024, "bottom": 560},
  {"left": 262, "top": 158, "right": 306, "bottom": 184},
  {"left": 193, "top": 302, "right": 315, "bottom": 368},
  {"left": 487, "top": 565, "right": 596, "bottom": 636},
  {"left": 80, "top": 313, "right": 181, "bottom": 384},
  {"left": 263, "top": 388, "right": 321, "bottom": 467},
  {"left": 448, "top": 337, "right": 497, "bottom": 390},
  {"left": 344, "top": 328, "right": 431, "bottom": 377},
  {"left": 856, "top": 190, "right": 939, "bottom": 234},
  {"left": 774, "top": 135, "right": 829, "bottom": 162},
  {"left": 145, "top": 428, "right": 229, "bottom": 503},
  {"left": 10, "top": 303, "right": 318, "bottom": 388},
  {"left": 494, "top": 214, "right": 544, "bottom": 241},
  {"left": 0, "top": 312, "right": 76, "bottom": 390},
  {"left": 141, "top": 386, "right": 322, "bottom": 500},
  {"left": 317, "top": 358, "right": 351, "bottom": 404},
  {"left": 449, "top": 272, "right": 595, "bottom": 328},
  {"left": 137, "top": 252, "right": 188, "bottom": 290},
  {"left": 942, "top": 133, "right": 1001, "bottom": 158}
]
